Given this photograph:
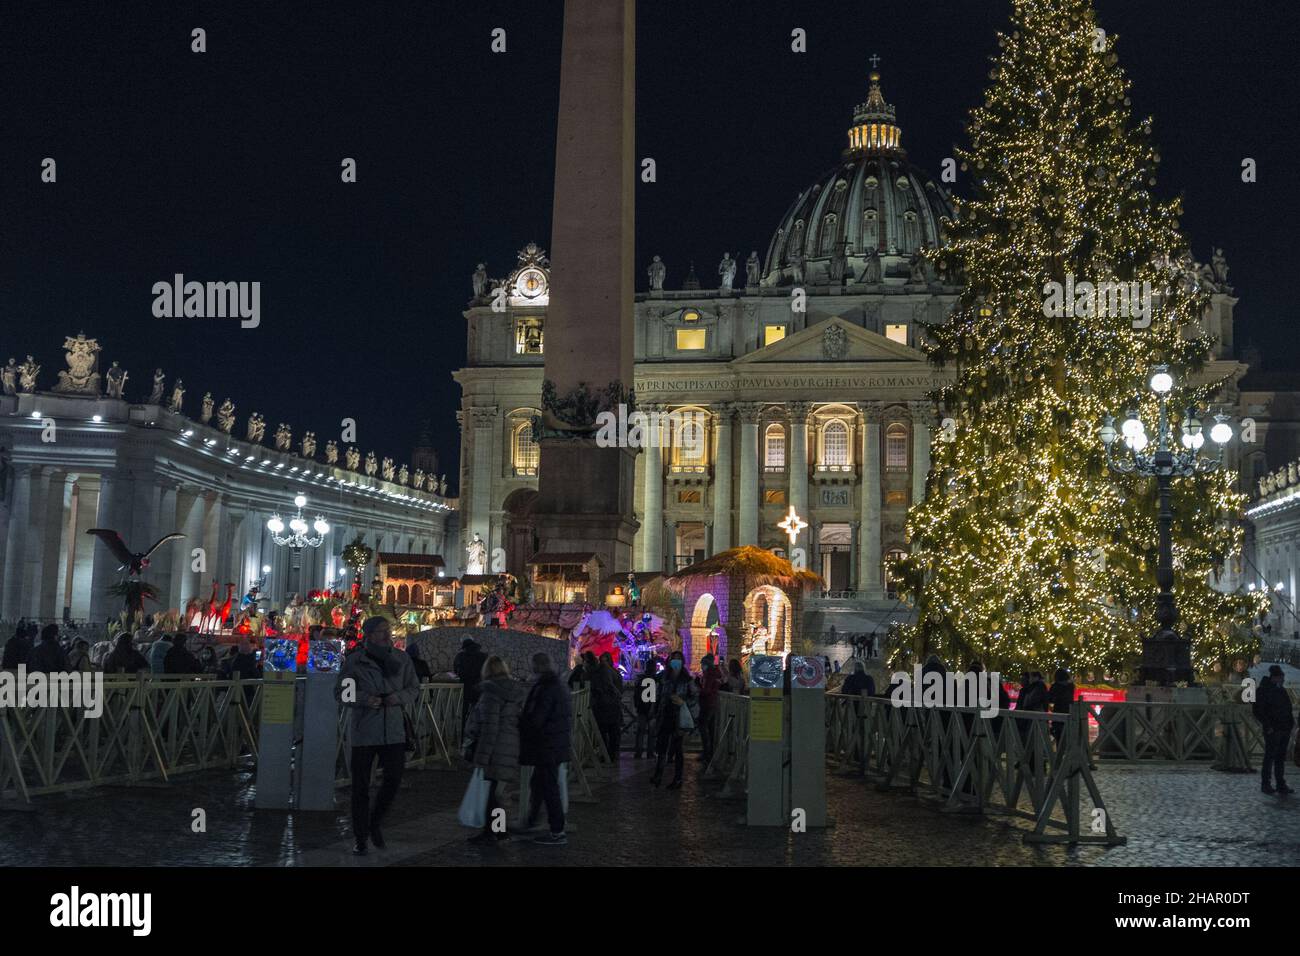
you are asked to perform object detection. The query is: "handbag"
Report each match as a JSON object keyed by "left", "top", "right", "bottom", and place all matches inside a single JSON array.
[
  {"left": 457, "top": 768, "right": 489, "bottom": 828},
  {"left": 677, "top": 701, "right": 696, "bottom": 732}
]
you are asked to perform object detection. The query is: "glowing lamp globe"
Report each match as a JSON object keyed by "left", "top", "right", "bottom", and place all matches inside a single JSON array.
[
  {"left": 313, "top": 517, "right": 330, "bottom": 535},
  {"left": 267, "top": 515, "right": 285, "bottom": 535},
  {"left": 294, "top": 494, "right": 308, "bottom": 509},
  {"left": 1149, "top": 369, "right": 1173, "bottom": 394},
  {"left": 290, "top": 516, "right": 308, "bottom": 535},
  {"left": 1210, "top": 420, "right": 1233, "bottom": 445}
]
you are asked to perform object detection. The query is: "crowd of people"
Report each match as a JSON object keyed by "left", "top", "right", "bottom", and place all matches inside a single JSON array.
[
  {"left": 2, "top": 616, "right": 266, "bottom": 681},
  {"left": 337, "top": 631, "right": 765, "bottom": 854}
]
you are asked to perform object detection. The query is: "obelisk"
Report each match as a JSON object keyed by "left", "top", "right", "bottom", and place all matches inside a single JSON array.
[{"left": 532, "top": 0, "right": 639, "bottom": 576}]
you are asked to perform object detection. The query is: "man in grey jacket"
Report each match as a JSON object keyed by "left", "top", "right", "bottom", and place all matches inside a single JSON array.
[{"left": 338, "top": 617, "right": 419, "bottom": 854}]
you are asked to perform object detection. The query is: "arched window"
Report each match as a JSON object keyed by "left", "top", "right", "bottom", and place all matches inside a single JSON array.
[
  {"left": 411, "top": 584, "right": 424, "bottom": 606},
  {"left": 513, "top": 421, "right": 539, "bottom": 476},
  {"left": 886, "top": 423, "right": 908, "bottom": 470},
  {"left": 822, "top": 419, "right": 850, "bottom": 467},
  {"left": 765, "top": 424, "right": 786, "bottom": 470},
  {"left": 397, "top": 584, "right": 410, "bottom": 604},
  {"left": 385, "top": 585, "right": 396, "bottom": 604}
]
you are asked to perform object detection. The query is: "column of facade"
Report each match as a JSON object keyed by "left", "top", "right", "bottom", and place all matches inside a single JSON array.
[
  {"left": 737, "top": 403, "right": 763, "bottom": 546},
  {"left": 859, "top": 403, "right": 883, "bottom": 597},
  {"left": 467, "top": 405, "right": 497, "bottom": 555},
  {"left": 711, "top": 403, "right": 733, "bottom": 554},
  {"left": 788, "top": 401, "right": 812, "bottom": 557},
  {"left": 849, "top": 520, "right": 860, "bottom": 591},
  {"left": 909, "top": 400, "right": 933, "bottom": 508},
  {"left": 641, "top": 403, "right": 664, "bottom": 571},
  {"left": 1, "top": 466, "right": 33, "bottom": 620}
]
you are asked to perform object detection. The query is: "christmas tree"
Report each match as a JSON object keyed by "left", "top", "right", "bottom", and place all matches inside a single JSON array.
[{"left": 898, "top": 0, "right": 1262, "bottom": 677}]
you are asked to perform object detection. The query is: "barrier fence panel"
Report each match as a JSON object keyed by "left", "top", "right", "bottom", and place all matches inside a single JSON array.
[
  {"left": 703, "top": 691, "right": 749, "bottom": 798},
  {"left": 336, "top": 683, "right": 464, "bottom": 783},
  {"left": 825, "top": 693, "right": 1125, "bottom": 846},
  {"left": 0, "top": 675, "right": 262, "bottom": 800}
]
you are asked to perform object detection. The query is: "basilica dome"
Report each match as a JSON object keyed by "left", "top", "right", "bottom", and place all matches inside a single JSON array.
[{"left": 761, "top": 72, "right": 955, "bottom": 286}]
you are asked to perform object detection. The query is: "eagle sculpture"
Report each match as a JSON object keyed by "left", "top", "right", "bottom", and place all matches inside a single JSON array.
[{"left": 85, "top": 529, "right": 185, "bottom": 576}]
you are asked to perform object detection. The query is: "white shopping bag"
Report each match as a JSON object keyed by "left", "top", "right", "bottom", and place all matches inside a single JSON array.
[
  {"left": 558, "top": 761, "right": 569, "bottom": 814},
  {"left": 457, "top": 767, "right": 488, "bottom": 828}
]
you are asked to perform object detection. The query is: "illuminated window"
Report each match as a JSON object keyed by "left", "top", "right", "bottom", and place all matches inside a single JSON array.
[
  {"left": 764, "top": 489, "right": 787, "bottom": 505},
  {"left": 677, "top": 490, "right": 701, "bottom": 504},
  {"left": 513, "top": 421, "right": 539, "bottom": 476},
  {"left": 822, "top": 420, "right": 849, "bottom": 467},
  {"left": 676, "top": 329, "right": 707, "bottom": 351},
  {"left": 764, "top": 324, "right": 787, "bottom": 347},
  {"left": 681, "top": 309, "right": 701, "bottom": 323},
  {"left": 885, "top": 323, "right": 908, "bottom": 346},
  {"left": 765, "top": 424, "right": 786, "bottom": 469},
  {"left": 515, "top": 317, "right": 544, "bottom": 354},
  {"left": 886, "top": 423, "right": 908, "bottom": 470},
  {"left": 670, "top": 411, "right": 712, "bottom": 470}
]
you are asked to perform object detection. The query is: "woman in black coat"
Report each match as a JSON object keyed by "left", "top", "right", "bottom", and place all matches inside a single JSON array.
[
  {"left": 650, "top": 651, "right": 698, "bottom": 790},
  {"left": 1047, "top": 668, "right": 1076, "bottom": 746}
]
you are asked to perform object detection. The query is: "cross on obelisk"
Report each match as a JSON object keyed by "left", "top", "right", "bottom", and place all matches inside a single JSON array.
[
  {"left": 533, "top": 0, "right": 639, "bottom": 580},
  {"left": 869, "top": 53, "right": 881, "bottom": 70}
]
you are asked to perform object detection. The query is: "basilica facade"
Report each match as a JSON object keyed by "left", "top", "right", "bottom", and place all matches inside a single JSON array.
[{"left": 455, "top": 72, "right": 1249, "bottom": 613}]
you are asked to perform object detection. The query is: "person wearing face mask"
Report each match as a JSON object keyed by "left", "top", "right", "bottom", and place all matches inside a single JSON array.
[
  {"left": 518, "top": 652, "right": 573, "bottom": 845},
  {"left": 650, "top": 651, "right": 698, "bottom": 789},
  {"left": 337, "top": 617, "right": 420, "bottom": 855}
]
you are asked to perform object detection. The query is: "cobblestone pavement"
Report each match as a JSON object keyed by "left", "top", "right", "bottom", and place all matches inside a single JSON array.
[{"left": 0, "top": 756, "right": 1295, "bottom": 866}]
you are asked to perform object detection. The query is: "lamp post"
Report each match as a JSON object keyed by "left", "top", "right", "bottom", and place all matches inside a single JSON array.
[
  {"left": 266, "top": 494, "right": 331, "bottom": 602},
  {"left": 1098, "top": 365, "right": 1234, "bottom": 685}
]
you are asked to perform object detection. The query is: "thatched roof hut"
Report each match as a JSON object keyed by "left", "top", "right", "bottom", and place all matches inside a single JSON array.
[
  {"left": 665, "top": 547, "right": 819, "bottom": 668},
  {"left": 666, "top": 546, "right": 821, "bottom": 591}
]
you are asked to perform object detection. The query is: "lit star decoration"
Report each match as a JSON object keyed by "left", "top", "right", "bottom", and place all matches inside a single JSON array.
[
  {"left": 893, "top": 0, "right": 1265, "bottom": 676},
  {"left": 778, "top": 506, "right": 807, "bottom": 549}
]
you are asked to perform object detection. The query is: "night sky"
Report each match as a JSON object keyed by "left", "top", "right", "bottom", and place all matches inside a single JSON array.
[{"left": 2, "top": 0, "right": 1296, "bottom": 486}]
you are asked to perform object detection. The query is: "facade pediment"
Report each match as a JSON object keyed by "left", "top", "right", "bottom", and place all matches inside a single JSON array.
[{"left": 733, "top": 317, "right": 924, "bottom": 365}]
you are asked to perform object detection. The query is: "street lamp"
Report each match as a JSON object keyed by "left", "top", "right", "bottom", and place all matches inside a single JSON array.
[
  {"left": 267, "top": 494, "right": 330, "bottom": 549},
  {"left": 266, "top": 494, "right": 331, "bottom": 601},
  {"left": 1098, "top": 365, "right": 1234, "bottom": 685}
]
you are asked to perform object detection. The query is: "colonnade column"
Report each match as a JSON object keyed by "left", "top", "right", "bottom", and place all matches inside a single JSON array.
[
  {"left": 711, "top": 403, "right": 733, "bottom": 554},
  {"left": 1, "top": 466, "right": 33, "bottom": 620},
  {"left": 859, "top": 403, "right": 883, "bottom": 597},
  {"left": 737, "top": 403, "right": 763, "bottom": 546}
]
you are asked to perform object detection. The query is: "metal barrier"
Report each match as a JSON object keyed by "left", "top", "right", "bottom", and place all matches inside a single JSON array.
[
  {"left": 0, "top": 675, "right": 462, "bottom": 803},
  {"left": 826, "top": 693, "right": 1125, "bottom": 845},
  {"left": 1086, "top": 698, "right": 1297, "bottom": 768},
  {"left": 702, "top": 691, "right": 749, "bottom": 797},
  {"left": 0, "top": 674, "right": 261, "bottom": 801},
  {"left": 335, "top": 683, "right": 464, "bottom": 783}
]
